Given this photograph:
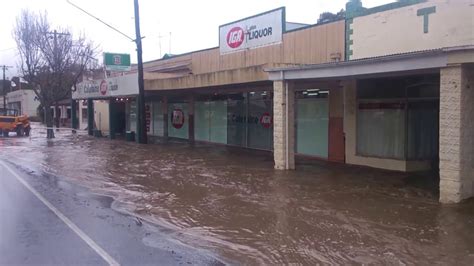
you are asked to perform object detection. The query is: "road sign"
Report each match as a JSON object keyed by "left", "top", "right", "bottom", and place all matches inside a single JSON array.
[{"left": 104, "top": 53, "right": 131, "bottom": 71}]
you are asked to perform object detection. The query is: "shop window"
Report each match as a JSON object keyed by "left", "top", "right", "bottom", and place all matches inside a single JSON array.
[
  {"left": 407, "top": 101, "right": 439, "bottom": 160},
  {"left": 227, "top": 94, "right": 247, "bottom": 147},
  {"left": 176, "top": 91, "right": 273, "bottom": 150},
  {"left": 357, "top": 102, "right": 406, "bottom": 159},
  {"left": 195, "top": 101, "right": 211, "bottom": 141},
  {"left": 126, "top": 100, "right": 137, "bottom": 132},
  {"left": 356, "top": 76, "right": 439, "bottom": 161},
  {"left": 247, "top": 91, "right": 273, "bottom": 150},
  {"left": 152, "top": 101, "right": 164, "bottom": 136},
  {"left": 195, "top": 101, "right": 227, "bottom": 144}
]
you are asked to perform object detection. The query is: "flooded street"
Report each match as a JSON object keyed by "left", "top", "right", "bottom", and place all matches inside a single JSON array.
[{"left": 1, "top": 127, "right": 473, "bottom": 265}]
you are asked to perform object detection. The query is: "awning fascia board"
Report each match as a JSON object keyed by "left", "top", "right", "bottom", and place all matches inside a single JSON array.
[{"left": 268, "top": 53, "right": 449, "bottom": 81}]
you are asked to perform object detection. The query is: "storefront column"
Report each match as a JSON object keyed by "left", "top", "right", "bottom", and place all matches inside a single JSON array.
[
  {"left": 273, "top": 80, "right": 295, "bottom": 170},
  {"left": 328, "top": 85, "right": 345, "bottom": 162},
  {"left": 71, "top": 99, "right": 78, "bottom": 130},
  {"left": 163, "top": 96, "right": 168, "bottom": 141},
  {"left": 439, "top": 64, "right": 474, "bottom": 203},
  {"left": 188, "top": 94, "right": 195, "bottom": 143},
  {"left": 109, "top": 99, "right": 116, "bottom": 139},
  {"left": 87, "top": 99, "right": 94, "bottom": 136}
]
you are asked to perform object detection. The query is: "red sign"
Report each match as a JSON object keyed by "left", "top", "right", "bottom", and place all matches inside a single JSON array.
[
  {"left": 226, "top": 27, "right": 244, "bottom": 48},
  {"left": 172, "top": 109, "right": 185, "bottom": 129},
  {"left": 100, "top": 80, "right": 108, "bottom": 95},
  {"left": 260, "top": 112, "right": 272, "bottom": 128}
]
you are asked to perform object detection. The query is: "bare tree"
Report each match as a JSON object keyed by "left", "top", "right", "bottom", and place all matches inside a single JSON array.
[{"left": 13, "top": 10, "right": 96, "bottom": 138}]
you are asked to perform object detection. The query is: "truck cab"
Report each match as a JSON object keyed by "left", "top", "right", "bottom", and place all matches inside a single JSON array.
[{"left": 0, "top": 108, "right": 31, "bottom": 137}]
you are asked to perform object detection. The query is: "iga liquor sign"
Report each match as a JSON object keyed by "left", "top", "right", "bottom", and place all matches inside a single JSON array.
[{"left": 219, "top": 7, "right": 284, "bottom": 54}]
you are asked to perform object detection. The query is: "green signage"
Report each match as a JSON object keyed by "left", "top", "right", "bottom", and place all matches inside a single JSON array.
[{"left": 104, "top": 53, "right": 131, "bottom": 71}]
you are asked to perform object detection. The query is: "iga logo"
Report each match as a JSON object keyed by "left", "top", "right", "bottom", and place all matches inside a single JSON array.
[
  {"left": 260, "top": 112, "right": 272, "bottom": 128},
  {"left": 226, "top": 27, "right": 244, "bottom": 48},
  {"left": 100, "top": 80, "right": 108, "bottom": 95},
  {"left": 172, "top": 109, "right": 185, "bottom": 129}
]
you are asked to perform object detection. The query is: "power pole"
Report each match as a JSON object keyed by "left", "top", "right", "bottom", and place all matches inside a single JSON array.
[
  {"left": 1, "top": 65, "right": 12, "bottom": 109},
  {"left": 45, "top": 30, "right": 71, "bottom": 66},
  {"left": 134, "top": 0, "right": 147, "bottom": 144},
  {"left": 44, "top": 30, "right": 70, "bottom": 138},
  {"left": 66, "top": 0, "right": 147, "bottom": 144}
]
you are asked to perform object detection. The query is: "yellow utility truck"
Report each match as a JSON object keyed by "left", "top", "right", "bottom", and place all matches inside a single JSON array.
[{"left": 0, "top": 108, "right": 31, "bottom": 137}]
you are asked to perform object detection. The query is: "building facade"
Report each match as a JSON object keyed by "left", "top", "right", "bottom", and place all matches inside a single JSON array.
[
  {"left": 78, "top": 0, "right": 474, "bottom": 203},
  {"left": 6, "top": 89, "right": 40, "bottom": 118}
]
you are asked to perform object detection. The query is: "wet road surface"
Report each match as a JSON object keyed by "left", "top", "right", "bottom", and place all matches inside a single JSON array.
[
  {"left": 1, "top": 126, "right": 473, "bottom": 264},
  {"left": 0, "top": 162, "right": 106, "bottom": 265},
  {"left": 0, "top": 158, "right": 221, "bottom": 265}
]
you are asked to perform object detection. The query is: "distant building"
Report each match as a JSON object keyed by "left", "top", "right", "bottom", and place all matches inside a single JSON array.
[{"left": 6, "top": 89, "right": 40, "bottom": 118}]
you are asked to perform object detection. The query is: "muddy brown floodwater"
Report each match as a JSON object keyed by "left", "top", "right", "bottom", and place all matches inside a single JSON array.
[{"left": 1, "top": 127, "right": 473, "bottom": 264}]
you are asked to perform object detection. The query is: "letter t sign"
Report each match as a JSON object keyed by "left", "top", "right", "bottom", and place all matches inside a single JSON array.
[{"left": 417, "top": 6, "right": 436, "bottom": 34}]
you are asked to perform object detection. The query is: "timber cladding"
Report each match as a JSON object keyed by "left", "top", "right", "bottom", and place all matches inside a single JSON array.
[
  {"left": 144, "top": 20, "right": 345, "bottom": 90},
  {"left": 145, "top": 65, "right": 271, "bottom": 91}
]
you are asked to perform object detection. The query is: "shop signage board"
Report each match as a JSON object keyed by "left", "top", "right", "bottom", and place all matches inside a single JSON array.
[
  {"left": 72, "top": 73, "right": 139, "bottom": 99},
  {"left": 219, "top": 7, "right": 284, "bottom": 54},
  {"left": 104, "top": 53, "right": 131, "bottom": 72}
]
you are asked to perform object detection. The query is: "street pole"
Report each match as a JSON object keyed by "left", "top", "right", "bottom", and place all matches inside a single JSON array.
[
  {"left": 134, "top": 0, "right": 147, "bottom": 144},
  {"left": 66, "top": 0, "right": 148, "bottom": 143},
  {"left": 1, "top": 65, "right": 12, "bottom": 109},
  {"left": 2, "top": 66, "right": 6, "bottom": 109}
]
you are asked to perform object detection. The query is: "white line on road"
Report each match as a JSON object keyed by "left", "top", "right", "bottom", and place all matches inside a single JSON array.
[{"left": 0, "top": 161, "right": 120, "bottom": 266}]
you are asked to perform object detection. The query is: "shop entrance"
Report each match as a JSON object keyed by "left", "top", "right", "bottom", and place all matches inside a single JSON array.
[
  {"left": 296, "top": 89, "right": 329, "bottom": 158},
  {"left": 111, "top": 100, "right": 127, "bottom": 138},
  {"left": 115, "top": 101, "right": 126, "bottom": 136}
]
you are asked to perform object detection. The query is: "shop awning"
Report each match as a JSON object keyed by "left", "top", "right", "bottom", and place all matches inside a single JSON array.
[{"left": 266, "top": 46, "right": 474, "bottom": 81}]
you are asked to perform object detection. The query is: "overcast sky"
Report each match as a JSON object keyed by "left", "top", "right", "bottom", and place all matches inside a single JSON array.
[{"left": 0, "top": 0, "right": 392, "bottom": 77}]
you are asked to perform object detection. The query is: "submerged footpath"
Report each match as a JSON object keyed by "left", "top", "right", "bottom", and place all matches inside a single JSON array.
[{"left": 0, "top": 127, "right": 473, "bottom": 265}]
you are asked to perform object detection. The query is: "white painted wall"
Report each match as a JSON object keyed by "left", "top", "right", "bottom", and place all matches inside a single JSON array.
[
  {"left": 351, "top": 0, "right": 474, "bottom": 59},
  {"left": 6, "top": 89, "right": 40, "bottom": 117},
  {"left": 78, "top": 101, "right": 88, "bottom": 130},
  {"left": 94, "top": 100, "right": 109, "bottom": 133}
]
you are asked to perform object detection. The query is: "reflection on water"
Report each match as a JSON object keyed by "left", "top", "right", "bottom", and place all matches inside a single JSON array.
[{"left": 1, "top": 127, "right": 473, "bottom": 264}]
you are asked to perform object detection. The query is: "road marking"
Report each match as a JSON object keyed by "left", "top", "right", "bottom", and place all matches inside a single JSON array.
[{"left": 0, "top": 161, "right": 120, "bottom": 266}]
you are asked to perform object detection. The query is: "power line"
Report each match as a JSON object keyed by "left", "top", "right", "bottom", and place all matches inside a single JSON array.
[
  {"left": 66, "top": 0, "right": 147, "bottom": 144},
  {"left": 66, "top": 0, "right": 135, "bottom": 42}
]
